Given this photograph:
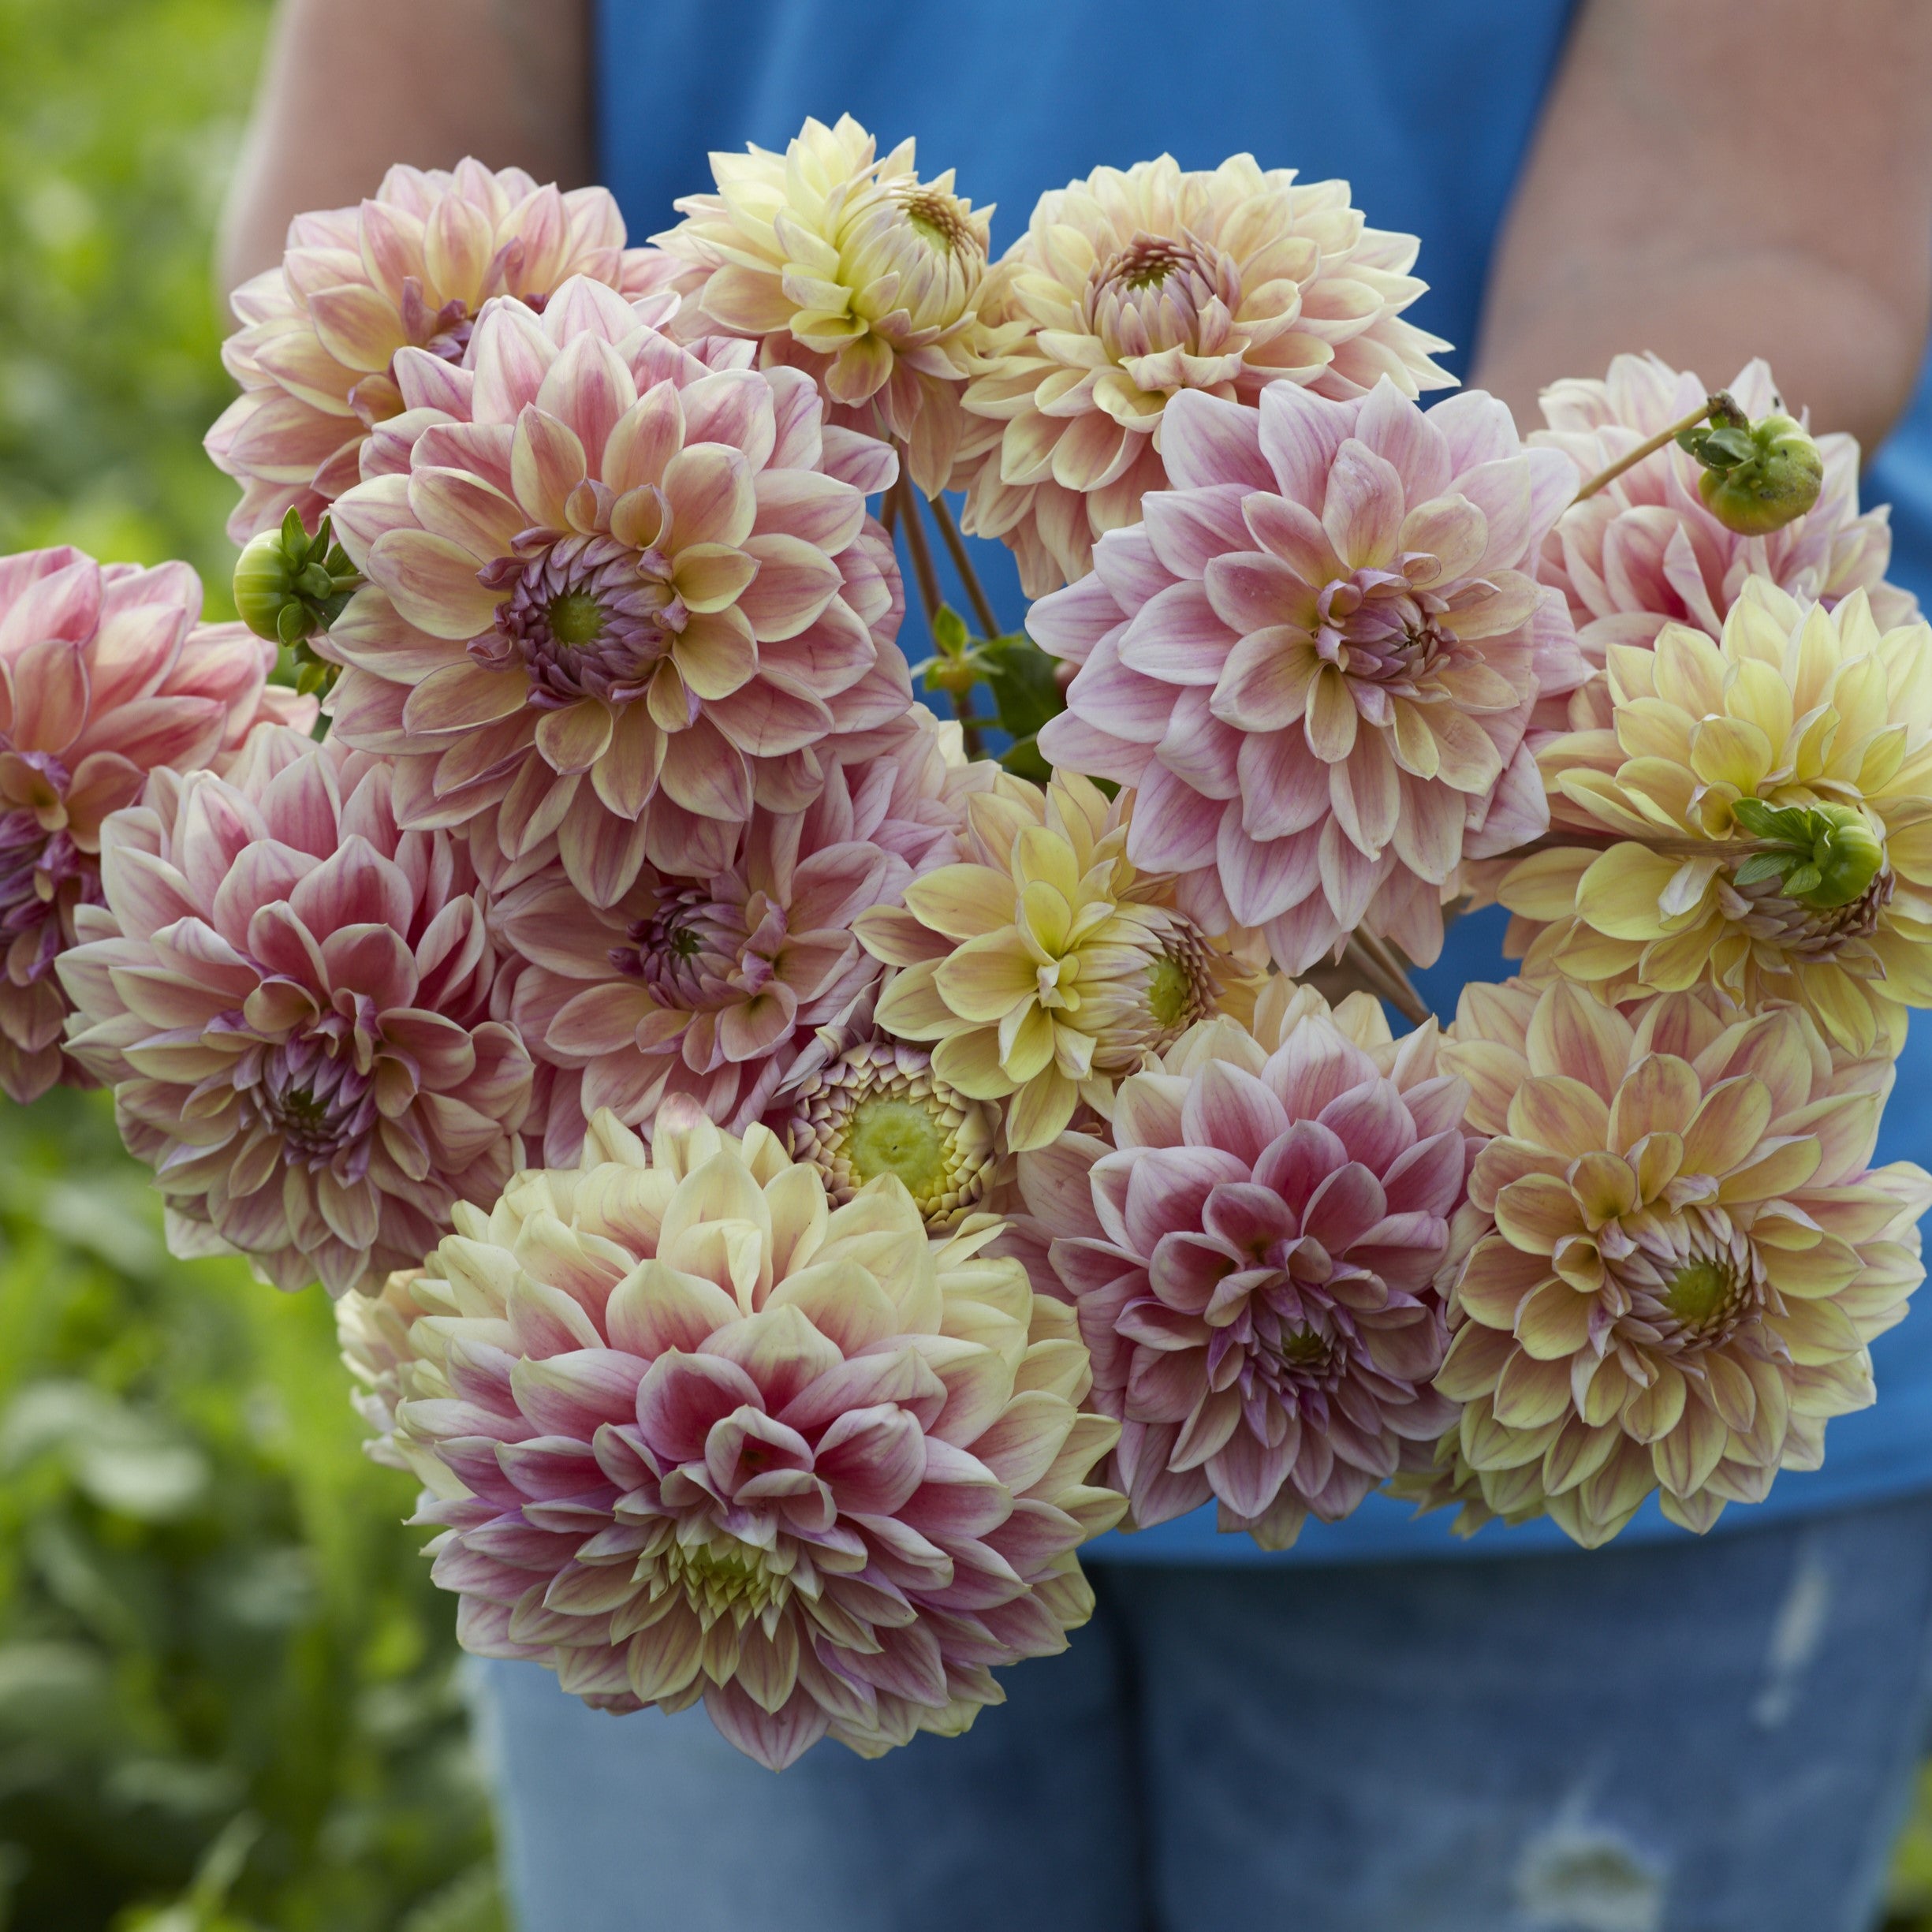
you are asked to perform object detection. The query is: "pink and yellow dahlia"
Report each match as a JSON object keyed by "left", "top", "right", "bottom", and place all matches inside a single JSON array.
[
  {"left": 208, "top": 160, "right": 673, "bottom": 541},
  {"left": 0, "top": 546, "right": 307, "bottom": 1102},
  {"left": 1032, "top": 379, "right": 1583, "bottom": 973},
  {"left": 653, "top": 115, "right": 992, "bottom": 497},
  {"left": 857, "top": 770, "right": 1262, "bottom": 1151},
  {"left": 1415, "top": 979, "right": 1930, "bottom": 1546},
  {"left": 1534, "top": 355, "right": 1915, "bottom": 727},
  {"left": 953, "top": 155, "right": 1453, "bottom": 594},
  {"left": 1019, "top": 979, "right": 1472, "bottom": 1547},
  {"left": 494, "top": 765, "right": 934, "bottom": 1161},
  {"left": 375, "top": 1102, "right": 1125, "bottom": 1768},
  {"left": 58, "top": 729, "right": 531, "bottom": 1297},
  {"left": 1498, "top": 583, "right": 1932, "bottom": 1056},
  {"left": 321, "top": 276, "right": 913, "bottom": 900}
]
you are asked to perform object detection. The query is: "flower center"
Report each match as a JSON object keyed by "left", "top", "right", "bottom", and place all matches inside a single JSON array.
[
  {"left": 1318, "top": 576, "right": 1461, "bottom": 688},
  {"left": 841, "top": 1095, "right": 950, "bottom": 1197},
  {"left": 0, "top": 763, "right": 92, "bottom": 976},
  {"left": 248, "top": 1038, "right": 377, "bottom": 1169},
  {"left": 614, "top": 886, "right": 777, "bottom": 1013},
  {"left": 1144, "top": 953, "right": 1194, "bottom": 1031},
  {"left": 1663, "top": 1257, "right": 1735, "bottom": 1333},
  {"left": 1086, "top": 231, "right": 1236, "bottom": 360},
  {"left": 653, "top": 1533, "right": 792, "bottom": 1631},
  {"left": 546, "top": 588, "right": 608, "bottom": 647},
  {"left": 895, "top": 185, "right": 977, "bottom": 259},
  {"left": 475, "top": 532, "right": 679, "bottom": 711}
]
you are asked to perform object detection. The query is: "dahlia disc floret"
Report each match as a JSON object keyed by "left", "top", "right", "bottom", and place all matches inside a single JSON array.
[
  {"left": 0, "top": 546, "right": 310, "bottom": 1102},
  {"left": 370, "top": 1102, "right": 1125, "bottom": 1768},
  {"left": 654, "top": 114, "right": 993, "bottom": 497},
  {"left": 58, "top": 729, "right": 532, "bottom": 1297},
  {"left": 1032, "top": 379, "right": 1584, "bottom": 973},
  {"left": 1498, "top": 582, "right": 1932, "bottom": 1054},
  {"left": 1016, "top": 979, "right": 1474, "bottom": 1548},
  {"left": 1533, "top": 354, "right": 1915, "bottom": 727},
  {"left": 1415, "top": 979, "right": 1930, "bottom": 1547},
  {"left": 857, "top": 770, "right": 1263, "bottom": 1151},
  {"left": 208, "top": 159, "right": 676, "bottom": 540},
  {"left": 954, "top": 155, "right": 1453, "bottom": 593},
  {"left": 323, "top": 275, "right": 912, "bottom": 900}
]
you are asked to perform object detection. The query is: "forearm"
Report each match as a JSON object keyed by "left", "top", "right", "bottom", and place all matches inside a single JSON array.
[
  {"left": 1471, "top": 0, "right": 1932, "bottom": 449},
  {"left": 1474, "top": 249, "right": 1921, "bottom": 451},
  {"left": 219, "top": 0, "right": 591, "bottom": 292}
]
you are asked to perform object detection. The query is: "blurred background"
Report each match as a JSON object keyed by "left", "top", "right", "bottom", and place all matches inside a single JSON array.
[{"left": 1, "top": 2, "right": 1931, "bottom": 1927}]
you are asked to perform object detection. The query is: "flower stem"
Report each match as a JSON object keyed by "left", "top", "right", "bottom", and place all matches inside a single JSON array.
[
  {"left": 923, "top": 488, "right": 1004, "bottom": 640},
  {"left": 1343, "top": 931, "right": 1431, "bottom": 1026},
  {"left": 893, "top": 476, "right": 984, "bottom": 758},
  {"left": 1572, "top": 398, "right": 1722, "bottom": 504}
]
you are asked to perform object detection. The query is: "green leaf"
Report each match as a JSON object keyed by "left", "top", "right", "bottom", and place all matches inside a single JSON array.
[
  {"left": 931, "top": 604, "right": 970, "bottom": 656},
  {"left": 1731, "top": 853, "right": 1790, "bottom": 888},
  {"left": 976, "top": 632, "right": 1065, "bottom": 747}
]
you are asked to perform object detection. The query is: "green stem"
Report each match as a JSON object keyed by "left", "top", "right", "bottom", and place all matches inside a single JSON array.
[
  {"left": 1572, "top": 398, "right": 1721, "bottom": 504},
  {"left": 923, "top": 487, "right": 1003, "bottom": 640},
  {"left": 893, "top": 476, "right": 983, "bottom": 759}
]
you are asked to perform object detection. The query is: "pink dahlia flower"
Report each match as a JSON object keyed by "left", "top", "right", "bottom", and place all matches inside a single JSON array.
[
  {"left": 58, "top": 729, "right": 532, "bottom": 1297},
  {"left": 0, "top": 546, "right": 305, "bottom": 1102},
  {"left": 1018, "top": 980, "right": 1471, "bottom": 1547},
  {"left": 1533, "top": 354, "right": 1915, "bottom": 726},
  {"left": 494, "top": 746, "right": 967, "bottom": 1162},
  {"left": 1032, "top": 379, "right": 1584, "bottom": 972},
  {"left": 380, "top": 1102, "right": 1125, "bottom": 1767},
  {"left": 323, "top": 276, "right": 914, "bottom": 902},
  {"left": 208, "top": 160, "right": 675, "bottom": 542}
]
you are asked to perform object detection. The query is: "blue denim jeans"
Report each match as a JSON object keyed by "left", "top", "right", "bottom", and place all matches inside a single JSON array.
[{"left": 474, "top": 1492, "right": 1932, "bottom": 1932}]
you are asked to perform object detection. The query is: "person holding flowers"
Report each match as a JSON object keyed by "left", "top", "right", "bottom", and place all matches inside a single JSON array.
[{"left": 55, "top": 0, "right": 1930, "bottom": 1926}]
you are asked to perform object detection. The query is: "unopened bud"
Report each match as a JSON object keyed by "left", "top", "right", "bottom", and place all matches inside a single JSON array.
[
  {"left": 233, "top": 509, "right": 362, "bottom": 646},
  {"left": 1677, "top": 395, "right": 1823, "bottom": 536},
  {"left": 1731, "top": 798, "right": 1885, "bottom": 909}
]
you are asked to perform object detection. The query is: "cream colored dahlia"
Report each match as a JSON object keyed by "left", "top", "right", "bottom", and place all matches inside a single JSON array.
[
  {"left": 654, "top": 115, "right": 992, "bottom": 498},
  {"left": 1420, "top": 979, "right": 1930, "bottom": 1546},
  {"left": 1498, "top": 582, "right": 1932, "bottom": 1055},
  {"left": 322, "top": 276, "right": 912, "bottom": 900},
  {"left": 1016, "top": 979, "right": 1472, "bottom": 1547},
  {"left": 208, "top": 160, "right": 674, "bottom": 541},
  {"left": 1032, "top": 380, "right": 1583, "bottom": 973},
  {"left": 0, "top": 546, "right": 309, "bottom": 1102},
  {"left": 954, "top": 155, "right": 1453, "bottom": 594},
  {"left": 1534, "top": 355, "right": 1915, "bottom": 729},
  {"left": 58, "top": 729, "right": 531, "bottom": 1297},
  {"left": 378, "top": 1102, "right": 1125, "bottom": 1768},
  {"left": 856, "top": 771, "right": 1263, "bottom": 1151},
  {"left": 337, "top": 1267, "right": 428, "bottom": 1475}
]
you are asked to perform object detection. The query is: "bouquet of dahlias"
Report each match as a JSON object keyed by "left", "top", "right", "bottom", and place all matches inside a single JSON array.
[{"left": 12, "top": 128, "right": 1927, "bottom": 1768}]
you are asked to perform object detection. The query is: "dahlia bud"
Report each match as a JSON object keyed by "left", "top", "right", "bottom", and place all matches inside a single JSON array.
[
  {"left": 233, "top": 510, "right": 363, "bottom": 693},
  {"left": 1676, "top": 393, "right": 1823, "bottom": 535},
  {"left": 1731, "top": 796, "right": 1885, "bottom": 909}
]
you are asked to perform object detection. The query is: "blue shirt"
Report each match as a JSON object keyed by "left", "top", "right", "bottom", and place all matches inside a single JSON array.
[{"left": 596, "top": 0, "right": 1932, "bottom": 1559}]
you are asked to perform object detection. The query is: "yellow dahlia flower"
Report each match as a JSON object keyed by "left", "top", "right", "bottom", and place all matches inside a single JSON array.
[
  {"left": 1417, "top": 981, "right": 1930, "bottom": 1547},
  {"left": 1497, "top": 582, "right": 1932, "bottom": 1055},
  {"left": 954, "top": 155, "right": 1453, "bottom": 594},
  {"left": 654, "top": 114, "right": 991, "bottom": 496},
  {"left": 856, "top": 772, "right": 1263, "bottom": 1151}
]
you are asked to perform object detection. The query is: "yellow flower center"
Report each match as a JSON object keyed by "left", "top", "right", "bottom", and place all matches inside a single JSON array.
[
  {"left": 546, "top": 588, "right": 608, "bottom": 647},
  {"left": 1146, "top": 953, "right": 1193, "bottom": 1029},
  {"left": 655, "top": 1535, "right": 791, "bottom": 1630},
  {"left": 896, "top": 185, "right": 978, "bottom": 259},
  {"left": 1662, "top": 1254, "right": 1747, "bottom": 1338},
  {"left": 841, "top": 1095, "right": 951, "bottom": 1198}
]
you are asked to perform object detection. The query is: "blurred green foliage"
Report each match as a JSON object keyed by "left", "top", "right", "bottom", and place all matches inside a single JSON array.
[
  {"left": 0, "top": 0, "right": 267, "bottom": 614},
  {"left": 0, "top": 1, "right": 508, "bottom": 1925},
  {"left": 0, "top": 1091, "right": 505, "bottom": 1932}
]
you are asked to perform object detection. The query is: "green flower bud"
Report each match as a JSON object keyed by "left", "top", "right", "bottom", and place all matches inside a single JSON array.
[
  {"left": 231, "top": 509, "right": 362, "bottom": 646},
  {"left": 1730, "top": 797, "right": 1885, "bottom": 909},
  {"left": 1676, "top": 396, "right": 1823, "bottom": 537}
]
